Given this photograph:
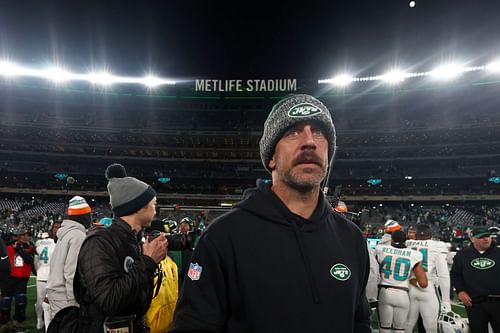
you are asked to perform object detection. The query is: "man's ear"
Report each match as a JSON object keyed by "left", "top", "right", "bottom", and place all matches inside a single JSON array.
[{"left": 268, "top": 157, "right": 276, "bottom": 170}]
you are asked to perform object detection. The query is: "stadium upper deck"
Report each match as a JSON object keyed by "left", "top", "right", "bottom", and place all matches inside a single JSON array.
[{"left": 1, "top": 73, "right": 500, "bottom": 204}]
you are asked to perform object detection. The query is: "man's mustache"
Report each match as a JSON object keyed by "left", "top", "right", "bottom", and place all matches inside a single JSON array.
[{"left": 292, "top": 152, "right": 323, "bottom": 166}]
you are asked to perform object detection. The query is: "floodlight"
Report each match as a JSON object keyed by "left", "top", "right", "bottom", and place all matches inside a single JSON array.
[
  {"left": 382, "top": 70, "right": 406, "bottom": 84},
  {"left": 142, "top": 75, "right": 164, "bottom": 88},
  {"left": 430, "top": 63, "right": 464, "bottom": 80},
  {"left": 45, "top": 67, "right": 73, "bottom": 83},
  {"left": 409, "top": 1, "right": 416, "bottom": 8},
  {"left": 486, "top": 61, "right": 500, "bottom": 72},
  {"left": 88, "top": 72, "right": 115, "bottom": 85},
  {"left": 0, "top": 61, "right": 22, "bottom": 77},
  {"left": 332, "top": 74, "right": 353, "bottom": 86}
]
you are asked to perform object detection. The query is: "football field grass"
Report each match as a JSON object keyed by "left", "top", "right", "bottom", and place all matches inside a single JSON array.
[{"left": 0, "top": 276, "right": 39, "bottom": 332}]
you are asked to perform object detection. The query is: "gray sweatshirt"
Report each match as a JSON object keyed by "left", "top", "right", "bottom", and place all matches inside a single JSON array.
[{"left": 46, "top": 219, "right": 86, "bottom": 306}]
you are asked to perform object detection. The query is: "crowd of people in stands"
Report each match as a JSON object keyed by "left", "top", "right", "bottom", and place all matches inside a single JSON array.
[
  {"left": 3, "top": 196, "right": 499, "bottom": 249},
  {"left": 0, "top": 197, "right": 222, "bottom": 239}
]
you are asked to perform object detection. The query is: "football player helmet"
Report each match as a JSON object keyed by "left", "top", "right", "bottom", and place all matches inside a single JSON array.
[
  {"left": 438, "top": 310, "right": 469, "bottom": 333},
  {"left": 162, "top": 219, "right": 177, "bottom": 233}
]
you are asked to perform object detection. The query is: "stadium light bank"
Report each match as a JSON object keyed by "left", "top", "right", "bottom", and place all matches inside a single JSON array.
[
  {"left": 1, "top": 58, "right": 499, "bottom": 88},
  {"left": 318, "top": 60, "right": 500, "bottom": 86},
  {"left": 0, "top": 60, "right": 176, "bottom": 87}
]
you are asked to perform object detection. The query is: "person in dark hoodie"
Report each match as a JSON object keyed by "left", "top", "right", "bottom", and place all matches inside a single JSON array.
[
  {"left": 171, "top": 94, "right": 372, "bottom": 333},
  {"left": 0, "top": 231, "right": 10, "bottom": 287},
  {"left": 451, "top": 226, "right": 500, "bottom": 332},
  {"left": 0, "top": 232, "right": 9, "bottom": 331},
  {"left": 46, "top": 196, "right": 92, "bottom": 323}
]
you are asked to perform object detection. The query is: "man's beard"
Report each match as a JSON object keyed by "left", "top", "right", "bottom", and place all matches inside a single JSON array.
[{"left": 281, "top": 162, "right": 327, "bottom": 193}]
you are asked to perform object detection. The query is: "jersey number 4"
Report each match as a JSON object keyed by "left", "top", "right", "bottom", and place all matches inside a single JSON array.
[{"left": 40, "top": 246, "right": 49, "bottom": 264}]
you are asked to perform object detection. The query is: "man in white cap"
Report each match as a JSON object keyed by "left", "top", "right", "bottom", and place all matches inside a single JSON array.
[
  {"left": 34, "top": 231, "right": 56, "bottom": 330},
  {"left": 46, "top": 195, "right": 92, "bottom": 321}
]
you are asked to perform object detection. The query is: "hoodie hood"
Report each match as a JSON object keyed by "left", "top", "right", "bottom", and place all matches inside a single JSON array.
[
  {"left": 237, "top": 179, "right": 333, "bottom": 232},
  {"left": 57, "top": 219, "right": 87, "bottom": 240}
]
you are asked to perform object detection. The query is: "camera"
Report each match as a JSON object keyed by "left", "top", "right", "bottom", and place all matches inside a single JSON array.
[
  {"left": 143, "top": 230, "right": 192, "bottom": 251},
  {"left": 146, "top": 230, "right": 162, "bottom": 242},
  {"left": 166, "top": 233, "right": 189, "bottom": 251}
]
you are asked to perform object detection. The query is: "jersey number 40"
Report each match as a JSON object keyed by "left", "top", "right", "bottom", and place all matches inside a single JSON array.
[{"left": 380, "top": 255, "right": 411, "bottom": 281}]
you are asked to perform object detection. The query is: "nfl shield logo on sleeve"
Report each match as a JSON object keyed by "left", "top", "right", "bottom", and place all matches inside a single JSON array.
[{"left": 188, "top": 262, "right": 203, "bottom": 281}]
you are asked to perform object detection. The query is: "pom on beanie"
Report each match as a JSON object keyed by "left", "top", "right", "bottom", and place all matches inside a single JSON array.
[
  {"left": 105, "top": 163, "right": 156, "bottom": 217},
  {"left": 105, "top": 163, "right": 127, "bottom": 180}
]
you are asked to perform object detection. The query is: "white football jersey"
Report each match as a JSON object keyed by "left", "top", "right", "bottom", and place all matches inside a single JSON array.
[
  {"left": 375, "top": 244, "right": 423, "bottom": 289},
  {"left": 406, "top": 239, "right": 449, "bottom": 283},
  {"left": 35, "top": 238, "right": 56, "bottom": 281}
]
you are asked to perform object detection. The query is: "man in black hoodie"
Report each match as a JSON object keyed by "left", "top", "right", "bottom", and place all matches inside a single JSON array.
[
  {"left": 172, "top": 94, "right": 372, "bottom": 333},
  {"left": 451, "top": 226, "right": 500, "bottom": 332},
  {"left": 0, "top": 232, "right": 11, "bottom": 330}
]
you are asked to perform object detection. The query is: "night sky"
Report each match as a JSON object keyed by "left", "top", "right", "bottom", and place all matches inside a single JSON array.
[{"left": 1, "top": 0, "right": 500, "bottom": 80}]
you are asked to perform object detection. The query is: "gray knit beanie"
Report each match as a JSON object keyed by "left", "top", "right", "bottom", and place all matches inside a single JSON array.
[
  {"left": 105, "top": 163, "right": 157, "bottom": 217},
  {"left": 259, "top": 94, "right": 336, "bottom": 173}
]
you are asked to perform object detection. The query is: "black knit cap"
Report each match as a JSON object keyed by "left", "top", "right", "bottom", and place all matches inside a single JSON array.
[
  {"left": 105, "top": 163, "right": 157, "bottom": 217},
  {"left": 391, "top": 230, "right": 407, "bottom": 248},
  {"left": 259, "top": 94, "right": 336, "bottom": 173}
]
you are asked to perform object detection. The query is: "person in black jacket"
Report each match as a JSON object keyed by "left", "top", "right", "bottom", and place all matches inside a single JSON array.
[
  {"left": 451, "top": 226, "right": 500, "bottom": 332},
  {"left": 74, "top": 164, "right": 168, "bottom": 333},
  {"left": 0, "top": 232, "right": 10, "bottom": 282},
  {"left": 171, "top": 94, "right": 371, "bottom": 333},
  {"left": 0, "top": 233, "right": 11, "bottom": 330}
]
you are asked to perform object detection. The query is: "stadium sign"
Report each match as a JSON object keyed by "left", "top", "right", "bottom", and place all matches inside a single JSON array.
[{"left": 195, "top": 79, "right": 297, "bottom": 92}]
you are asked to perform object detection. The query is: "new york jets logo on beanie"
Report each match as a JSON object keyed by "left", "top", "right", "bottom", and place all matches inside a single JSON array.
[
  {"left": 105, "top": 163, "right": 157, "bottom": 217},
  {"left": 259, "top": 94, "right": 336, "bottom": 173}
]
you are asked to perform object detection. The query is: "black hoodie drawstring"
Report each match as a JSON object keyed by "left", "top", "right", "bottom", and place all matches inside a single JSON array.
[{"left": 290, "top": 216, "right": 321, "bottom": 304}]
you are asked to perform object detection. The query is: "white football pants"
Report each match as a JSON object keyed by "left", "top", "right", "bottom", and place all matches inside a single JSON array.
[
  {"left": 378, "top": 287, "right": 409, "bottom": 333},
  {"left": 405, "top": 283, "right": 439, "bottom": 333}
]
